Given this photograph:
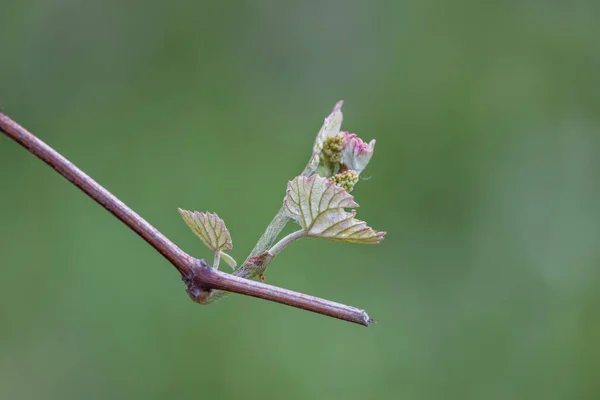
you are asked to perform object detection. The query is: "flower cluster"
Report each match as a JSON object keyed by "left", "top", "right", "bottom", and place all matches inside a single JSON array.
[
  {"left": 306, "top": 101, "right": 375, "bottom": 192},
  {"left": 329, "top": 169, "right": 359, "bottom": 192}
]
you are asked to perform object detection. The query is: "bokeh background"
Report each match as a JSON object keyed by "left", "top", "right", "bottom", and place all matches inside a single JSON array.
[{"left": 1, "top": 1, "right": 600, "bottom": 399}]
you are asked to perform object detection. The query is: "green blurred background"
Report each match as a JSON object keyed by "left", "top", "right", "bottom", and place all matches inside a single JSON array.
[{"left": 1, "top": 1, "right": 600, "bottom": 399}]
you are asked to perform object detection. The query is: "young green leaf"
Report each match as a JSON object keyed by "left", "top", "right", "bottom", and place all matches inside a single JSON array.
[
  {"left": 178, "top": 209, "right": 237, "bottom": 269},
  {"left": 283, "top": 175, "right": 385, "bottom": 244}
]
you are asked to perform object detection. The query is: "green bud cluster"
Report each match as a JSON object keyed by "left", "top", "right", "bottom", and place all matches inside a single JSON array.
[
  {"left": 330, "top": 169, "right": 359, "bottom": 192},
  {"left": 322, "top": 134, "right": 345, "bottom": 165}
]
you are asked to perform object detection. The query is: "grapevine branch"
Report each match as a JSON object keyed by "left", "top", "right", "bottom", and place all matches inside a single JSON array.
[{"left": 0, "top": 111, "right": 373, "bottom": 327}]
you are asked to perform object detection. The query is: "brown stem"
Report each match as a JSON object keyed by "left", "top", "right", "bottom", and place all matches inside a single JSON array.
[{"left": 0, "top": 111, "right": 373, "bottom": 327}]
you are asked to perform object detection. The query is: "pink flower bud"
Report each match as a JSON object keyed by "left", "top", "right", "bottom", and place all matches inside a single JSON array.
[{"left": 341, "top": 132, "right": 376, "bottom": 175}]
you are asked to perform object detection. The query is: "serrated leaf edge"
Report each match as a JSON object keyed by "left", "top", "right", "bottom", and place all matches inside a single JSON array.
[
  {"left": 283, "top": 175, "right": 385, "bottom": 244},
  {"left": 178, "top": 209, "right": 237, "bottom": 269}
]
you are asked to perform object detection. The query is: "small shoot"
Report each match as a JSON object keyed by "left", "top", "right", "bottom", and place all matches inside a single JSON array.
[
  {"left": 178, "top": 101, "right": 385, "bottom": 306},
  {"left": 178, "top": 209, "right": 237, "bottom": 270}
]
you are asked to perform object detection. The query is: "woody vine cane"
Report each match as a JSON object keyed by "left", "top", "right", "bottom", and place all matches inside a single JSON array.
[{"left": 0, "top": 102, "right": 385, "bottom": 326}]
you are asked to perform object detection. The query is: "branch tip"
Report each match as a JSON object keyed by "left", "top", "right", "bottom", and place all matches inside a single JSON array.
[{"left": 362, "top": 311, "right": 375, "bottom": 326}]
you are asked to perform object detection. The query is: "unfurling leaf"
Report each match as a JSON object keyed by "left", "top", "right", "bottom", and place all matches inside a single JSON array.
[
  {"left": 305, "top": 102, "right": 376, "bottom": 181},
  {"left": 340, "top": 132, "right": 376, "bottom": 175},
  {"left": 178, "top": 209, "right": 232, "bottom": 251},
  {"left": 178, "top": 209, "right": 237, "bottom": 269},
  {"left": 307, "top": 100, "right": 344, "bottom": 173},
  {"left": 283, "top": 175, "right": 385, "bottom": 244}
]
